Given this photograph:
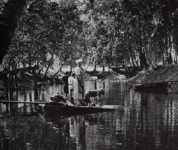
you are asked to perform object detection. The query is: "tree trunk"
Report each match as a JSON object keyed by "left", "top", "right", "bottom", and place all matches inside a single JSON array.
[
  {"left": 94, "top": 64, "right": 96, "bottom": 71},
  {"left": 43, "top": 63, "right": 51, "bottom": 79},
  {"left": 102, "top": 65, "right": 105, "bottom": 72},
  {"left": 0, "top": 0, "right": 27, "bottom": 63},
  {"left": 137, "top": 16, "right": 149, "bottom": 69}
]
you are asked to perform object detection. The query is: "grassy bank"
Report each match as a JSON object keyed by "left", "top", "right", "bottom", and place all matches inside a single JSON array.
[{"left": 128, "top": 65, "right": 178, "bottom": 85}]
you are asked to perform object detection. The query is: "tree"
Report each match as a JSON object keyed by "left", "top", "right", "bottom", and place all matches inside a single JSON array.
[
  {"left": 2, "top": 0, "right": 178, "bottom": 72},
  {"left": 0, "top": 0, "right": 27, "bottom": 63},
  {"left": 3, "top": 0, "right": 83, "bottom": 76}
]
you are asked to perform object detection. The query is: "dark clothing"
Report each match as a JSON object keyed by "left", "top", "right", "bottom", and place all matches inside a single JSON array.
[{"left": 63, "top": 75, "right": 68, "bottom": 95}]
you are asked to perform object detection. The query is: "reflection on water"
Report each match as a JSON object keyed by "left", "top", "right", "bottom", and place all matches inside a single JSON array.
[{"left": 1, "top": 78, "right": 178, "bottom": 150}]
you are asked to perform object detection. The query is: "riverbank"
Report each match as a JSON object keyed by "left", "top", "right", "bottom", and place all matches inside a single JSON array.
[{"left": 128, "top": 64, "right": 178, "bottom": 85}]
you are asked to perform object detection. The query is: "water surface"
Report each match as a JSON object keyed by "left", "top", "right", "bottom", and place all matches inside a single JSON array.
[{"left": 0, "top": 79, "right": 178, "bottom": 150}]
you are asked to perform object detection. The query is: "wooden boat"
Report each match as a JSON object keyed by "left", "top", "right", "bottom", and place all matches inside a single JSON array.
[
  {"left": 44, "top": 102, "right": 118, "bottom": 116},
  {"left": 44, "top": 95, "right": 119, "bottom": 116}
]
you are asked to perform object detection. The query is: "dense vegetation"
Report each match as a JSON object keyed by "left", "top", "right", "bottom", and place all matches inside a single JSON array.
[{"left": 1, "top": 0, "right": 178, "bottom": 75}]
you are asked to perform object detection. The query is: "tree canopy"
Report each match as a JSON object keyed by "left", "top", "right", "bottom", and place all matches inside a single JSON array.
[{"left": 1, "top": 0, "right": 178, "bottom": 74}]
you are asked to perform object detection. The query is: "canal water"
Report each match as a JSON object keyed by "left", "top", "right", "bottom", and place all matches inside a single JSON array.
[{"left": 0, "top": 77, "right": 178, "bottom": 150}]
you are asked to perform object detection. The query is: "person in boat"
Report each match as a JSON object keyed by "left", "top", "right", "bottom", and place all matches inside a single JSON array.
[
  {"left": 68, "top": 72, "right": 75, "bottom": 103},
  {"left": 84, "top": 89, "right": 105, "bottom": 106},
  {"left": 74, "top": 61, "right": 85, "bottom": 100},
  {"left": 68, "top": 72, "right": 80, "bottom": 105},
  {"left": 62, "top": 72, "right": 69, "bottom": 97},
  {"left": 73, "top": 73, "right": 80, "bottom": 105}
]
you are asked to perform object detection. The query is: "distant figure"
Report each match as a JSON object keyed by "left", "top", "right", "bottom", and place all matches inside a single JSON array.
[
  {"left": 68, "top": 73, "right": 75, "bottom": 103},
  {"left": 62, "top": 72, "right": 69, "bottom": 97}
]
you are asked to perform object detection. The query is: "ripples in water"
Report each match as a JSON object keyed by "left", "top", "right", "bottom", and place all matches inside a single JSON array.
[{"left": 0, "top": 79, "right": 178, "bottom": 150}]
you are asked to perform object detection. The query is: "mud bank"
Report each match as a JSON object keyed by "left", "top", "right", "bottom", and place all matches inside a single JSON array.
[
  {"left": 127, "top": 65, "right": 178, "bottom": 93},
  {"left": 128, "top": 65, "right": 178, "bottom": 84}
]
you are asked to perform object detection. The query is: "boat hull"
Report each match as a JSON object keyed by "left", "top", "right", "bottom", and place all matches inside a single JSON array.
[{"left": 44, "top": 102, "right": 115, "bottom": 116}]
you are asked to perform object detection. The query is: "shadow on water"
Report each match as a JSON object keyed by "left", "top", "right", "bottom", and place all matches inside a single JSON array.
[{"left": 1, "top": 78, "right": 178, "bottom": 150}]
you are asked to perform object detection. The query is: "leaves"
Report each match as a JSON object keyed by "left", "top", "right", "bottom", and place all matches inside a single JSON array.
[
  {"left": 2, "top": 0, "right": 178, "bottom": 71},
  {"left": 3, "top": 0, "right": 84, "bottom": 74}
]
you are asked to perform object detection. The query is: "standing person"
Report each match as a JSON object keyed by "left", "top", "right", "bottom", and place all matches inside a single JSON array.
[
  {"left": 62, "top": 72, "right": 69, "bottom": 97},
  {"left": 73, "top": 74, "right": 79, "bottom": 105},
  {"left": 75, "top": 61, "right": 85, "bottom": 100},
  {"left": 68, "top": 73, "right": 75, "bottom": 103}
]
